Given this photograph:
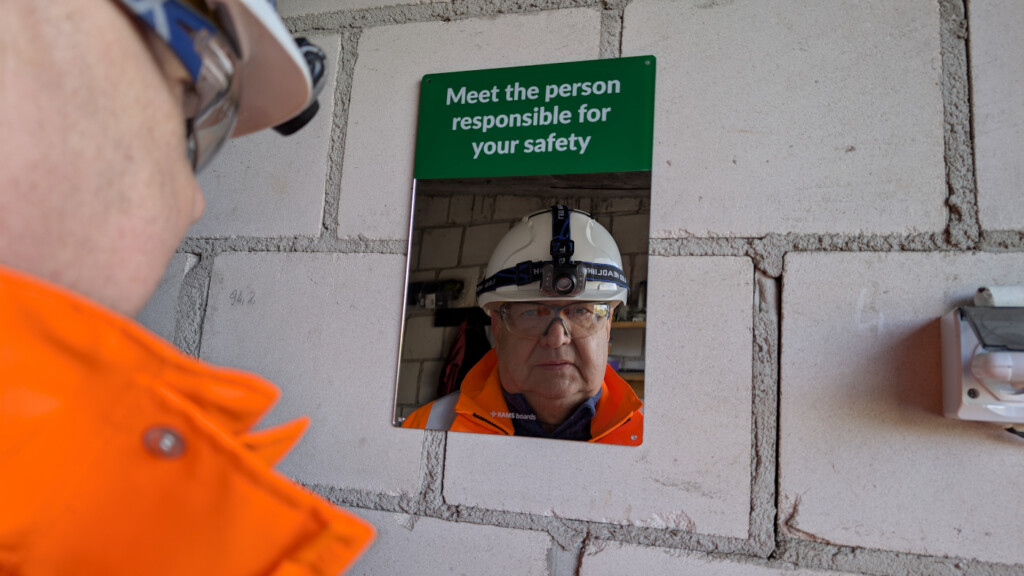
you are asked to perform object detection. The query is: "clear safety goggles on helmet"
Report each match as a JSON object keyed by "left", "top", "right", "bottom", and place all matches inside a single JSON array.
[
  {"left": 182, "top": 29, "right": 241, "bottom": 173},
  {"left": 498, "top": 302, "right": 614, "bottom": 339},
  {"left": 117, "top": 0, "right": 327, "bottom": 173},
  {"left": 115, "top": 0, "right": 241, "bottom": 172}
]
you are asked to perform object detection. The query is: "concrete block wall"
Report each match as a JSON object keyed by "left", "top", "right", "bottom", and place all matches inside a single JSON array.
[
  {"left": 396, "top": 193, "right": 650, "bottom": 420},
  {"left": 136, "top": 0, "right": 1024, "bottom": 574}
]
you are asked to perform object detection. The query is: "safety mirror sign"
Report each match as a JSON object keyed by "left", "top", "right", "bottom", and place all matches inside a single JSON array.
[{"left": 396, "top": 56, "right": 655, "bottom": 447}]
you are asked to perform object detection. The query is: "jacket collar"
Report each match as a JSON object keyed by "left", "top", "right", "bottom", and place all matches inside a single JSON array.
[
  {"left": 453, "top": 348, "right": 643, "bottom": 440},
  {"left": 454, "top": 349, "right": 515, "bottom": 434},
  {"left": 0, "top": 265, "right": 280, "bottom": 435}
]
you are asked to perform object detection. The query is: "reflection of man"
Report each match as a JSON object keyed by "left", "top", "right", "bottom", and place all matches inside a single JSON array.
[
  {"left": 1, "top": 1, "right": 372, "bottom": 573},
  {"left": 404, "top": 205, "right": 643, "bottom": 445}
]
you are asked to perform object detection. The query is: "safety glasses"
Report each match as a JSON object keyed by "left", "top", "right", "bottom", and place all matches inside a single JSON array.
[
  {"left": 181, "top": 27, "right": 240, "bottom": 173},
  {"left": 118, "top": 0, "right": 241, "bottom": 173},
  {"left": 498, "top": 302, "right": 614, "bottom": 339}
]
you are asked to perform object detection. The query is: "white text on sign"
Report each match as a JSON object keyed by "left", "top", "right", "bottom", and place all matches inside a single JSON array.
[{"left": 443, "top": 78, "right": 623, "bottom": 159}]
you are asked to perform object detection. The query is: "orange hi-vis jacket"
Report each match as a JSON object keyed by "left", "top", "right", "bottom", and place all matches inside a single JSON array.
[
  {"left": 0, "top": 266, "right": 374, "bottom": 575},
  {"left": 403, "top": 349, "right": 643, "bottom": 445}
]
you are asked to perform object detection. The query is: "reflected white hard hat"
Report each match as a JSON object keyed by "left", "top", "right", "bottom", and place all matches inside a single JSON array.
[{"left": 476, "top": 205, "right": 629, "bottom": 310}]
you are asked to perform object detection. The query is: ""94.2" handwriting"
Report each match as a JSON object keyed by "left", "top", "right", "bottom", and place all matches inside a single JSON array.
[{"left": 229, "top": 288, "right": 256, "bottom": 306}]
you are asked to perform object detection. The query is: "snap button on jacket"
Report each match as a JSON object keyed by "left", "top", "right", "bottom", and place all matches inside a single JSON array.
[{"left": 0, "top": 266, "right": 374, "bottom": 575}]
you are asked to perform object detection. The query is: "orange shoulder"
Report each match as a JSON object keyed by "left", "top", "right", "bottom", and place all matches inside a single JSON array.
[{"left": 401, "top": 401, "right": 434, "bottom": 429}]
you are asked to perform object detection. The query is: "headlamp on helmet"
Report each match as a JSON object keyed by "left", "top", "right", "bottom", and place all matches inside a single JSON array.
[
  {"left": 541, "top": 261, "right": 587, "bottom": 297},
  {"left": 476, "top": 205, "right": 629, "bottom": 310}
]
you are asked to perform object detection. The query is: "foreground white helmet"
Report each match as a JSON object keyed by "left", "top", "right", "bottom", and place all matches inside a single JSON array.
[
  {"left": 116, "top": 0, "right": 327, "bottom": 170},
  {"left": 476, "top": 205, "right": 629, "bottom": 310}
]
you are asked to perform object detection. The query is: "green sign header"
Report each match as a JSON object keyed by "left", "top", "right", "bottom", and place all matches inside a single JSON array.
[{"left": 414, "top": 56, "right": 656, "bottom": 180}]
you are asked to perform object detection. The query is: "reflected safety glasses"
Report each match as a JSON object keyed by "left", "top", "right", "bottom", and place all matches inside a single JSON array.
[
  {"left": 498, "top": 302, "right": 614, "bottom": 339},
  {"left": 118, "top": 0, "right": 240, "bottom": 173}
]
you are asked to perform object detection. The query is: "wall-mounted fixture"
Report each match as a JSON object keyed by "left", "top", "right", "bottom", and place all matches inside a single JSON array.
[
  {"left": 407, "top": 279, "right": 464, "bottom": 310},
  {"left": 941, "top": 287, "right": 1024, "bottom": 423}
]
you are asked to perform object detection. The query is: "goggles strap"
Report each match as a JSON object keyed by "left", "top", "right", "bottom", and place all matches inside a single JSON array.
[{"left": 476, "top": 260, "right": 629, "bottom": 297}]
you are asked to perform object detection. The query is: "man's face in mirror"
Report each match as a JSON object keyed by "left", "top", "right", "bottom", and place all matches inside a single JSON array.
[{"left": 491, "top": 300, "right": 618, "bottom": 430}]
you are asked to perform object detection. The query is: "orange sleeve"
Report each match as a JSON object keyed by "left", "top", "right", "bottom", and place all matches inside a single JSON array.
[{"left": 401, "top": 402, "right": 434, "bottom": 429}]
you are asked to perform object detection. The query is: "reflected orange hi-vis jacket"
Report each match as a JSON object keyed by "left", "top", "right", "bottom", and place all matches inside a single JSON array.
[
  {"left": 403, "top": 349, "right": 643, "bottom": 445},
  {"left": 0, "top": 266, "right": 374, "bottom": 575}
]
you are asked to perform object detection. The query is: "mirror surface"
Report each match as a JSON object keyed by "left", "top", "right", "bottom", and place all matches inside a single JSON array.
[{"left": 393, "top": 57, "right": 654, "bottom": 445}]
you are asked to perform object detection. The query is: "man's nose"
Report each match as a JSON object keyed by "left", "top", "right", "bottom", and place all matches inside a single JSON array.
[{"left": 540, "top": 317, "right": 572, "bottom": 346}]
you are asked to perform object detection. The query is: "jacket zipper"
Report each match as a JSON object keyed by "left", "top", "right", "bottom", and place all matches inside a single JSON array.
[{"left": 471, "top": 413, "right": 510, "bottom": 435}]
